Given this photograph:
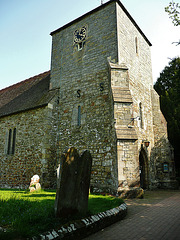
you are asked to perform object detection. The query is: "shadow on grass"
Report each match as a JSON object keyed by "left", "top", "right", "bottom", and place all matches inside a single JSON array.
[
  {"left": 0, "top": 198, "right": 57, "bottom": 239},
  {"left": 0, "top": 189, "right": 25, "bottom": 193},
  {"left": 21, "top": 193, "right": 56, "bottom": 198},
  {"left": 0, "top": 190, "right": 124, "bottom": 239}
]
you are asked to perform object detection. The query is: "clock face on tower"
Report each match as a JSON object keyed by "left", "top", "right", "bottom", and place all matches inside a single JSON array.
[{"left": 74, "top": 26, "right": 87, "bottom": 44}]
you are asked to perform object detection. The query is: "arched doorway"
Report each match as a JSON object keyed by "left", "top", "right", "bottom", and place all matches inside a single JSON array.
[{"left": 139, "top": 149, "right": 149, "bottom": 189}]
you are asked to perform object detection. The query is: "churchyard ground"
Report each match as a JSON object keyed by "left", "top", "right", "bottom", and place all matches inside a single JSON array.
[{"left": 0, "top": 189, "right": 124, "bottom": 239}]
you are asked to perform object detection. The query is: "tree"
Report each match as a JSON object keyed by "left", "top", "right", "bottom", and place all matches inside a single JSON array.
[
  {"left": 165, "top": 1, "right": 180, "bottom": 45},
  {"left": 165, "top": 1, "right": 180, "bottom": 26},
  {"left": 154, "top": 57, "right": 180, "bottom": 173}
]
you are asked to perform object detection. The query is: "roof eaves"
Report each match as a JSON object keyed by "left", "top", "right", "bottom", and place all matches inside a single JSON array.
[{"left": 0, "top": 103, "right": 48, "bottom": 118}]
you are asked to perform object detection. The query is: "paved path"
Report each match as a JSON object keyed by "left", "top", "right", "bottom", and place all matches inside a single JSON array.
[{"left": 83, "top": 190, "right": 180, "bottom": 240}]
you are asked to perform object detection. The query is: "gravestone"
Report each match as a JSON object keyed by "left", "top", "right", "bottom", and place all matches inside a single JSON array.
[
  {"left": 29, "top": 175, "right": 41, "bottom": 192},
  {"left": 77, "top": 150, "right": 92, "bottom": 214},
  {"left": 55, "top": 147, "right": 92, "bottom": 218}
]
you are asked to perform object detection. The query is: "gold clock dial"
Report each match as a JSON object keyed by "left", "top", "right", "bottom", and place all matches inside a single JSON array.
[{"left": 74, "top": 26, "right": 87, "bottom": 43}]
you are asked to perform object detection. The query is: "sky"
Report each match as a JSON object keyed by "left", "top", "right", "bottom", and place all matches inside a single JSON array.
[{"left": 0, "top": 0, "right": 179, "bottom": 90}]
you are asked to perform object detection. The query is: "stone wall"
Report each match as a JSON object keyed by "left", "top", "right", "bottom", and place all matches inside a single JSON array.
[
  {"left": 116, "top": 2, "right": 153, "bottom": 88},
  {"left": 50, "top": 0, "right": 177, "bottom": 192},
  {"left": 117, "top": 140, "right": 139, "bottom": 188},
  {"left": 151, "top": 90, "right": 168, "bottom": 141},
  {"left": 50, "top": 2, "right": 119, "bottom": 193},
  {"left": 150, "top": 89, "right": 177, "bottom": 189},
  {"left": 0, "top": 96, "right": 59, "bottom": 188},
  {"left": 0, "top": 0, "right": 176, "bottom": 191},
  {"left": 114, "top": 3, "right": 156, "bottom": 189}
]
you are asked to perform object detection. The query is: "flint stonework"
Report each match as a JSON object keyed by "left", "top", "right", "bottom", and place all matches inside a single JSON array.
[{"left": 0, "top": 0, "right": 177, "bottom": 192}]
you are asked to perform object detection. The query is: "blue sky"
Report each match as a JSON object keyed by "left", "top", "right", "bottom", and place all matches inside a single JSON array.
[{"left": 0, "top": 0, "right": 179, "bottom": 90}]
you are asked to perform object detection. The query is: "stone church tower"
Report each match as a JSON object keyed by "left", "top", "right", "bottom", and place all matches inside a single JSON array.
[
  {"left": 0, "top": 0, "right": 177, "bottom": 192},
  {"left": 50, "top": 0, "right": 177, "bottom": 193}
]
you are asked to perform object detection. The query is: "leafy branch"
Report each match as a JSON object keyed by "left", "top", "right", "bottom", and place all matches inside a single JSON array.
[
  {"left": 165, "top": 1, "right": 180, "bottom": 26},
  {"left": 165, "top": 1, "right": 180, "bottom": 45}
]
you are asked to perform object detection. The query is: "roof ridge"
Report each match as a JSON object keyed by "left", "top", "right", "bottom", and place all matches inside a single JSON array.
[
  {"left": 0, "top": 70, "right": 50, "bottom": 110},
  {"left": 0, "top": 72, "right": 51, "bottom": 117},
  {"left": 0, "top": 70, "right": 50, "bottom": 93}
]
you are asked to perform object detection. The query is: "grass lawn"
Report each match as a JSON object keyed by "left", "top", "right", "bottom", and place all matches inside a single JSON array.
[{"left": 0, "top": 189, "right": 124, "bottom": 239}]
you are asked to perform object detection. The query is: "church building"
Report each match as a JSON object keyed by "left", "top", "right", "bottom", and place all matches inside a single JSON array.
[{"left": 0, "top": 0, "right": 177, "bottom": 193}]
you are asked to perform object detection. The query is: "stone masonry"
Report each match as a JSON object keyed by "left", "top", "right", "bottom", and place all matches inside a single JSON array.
[
  {"left": 50, "top": 0, "right": 177, "bottom": 192},
  {"left": 0, "top": 80, "right": 59, "bottom": 188},
  {"left": 50, "top": 1, "right": 119, "bottom": 193},
  {"left": 0, "top": 0, "right": 177, "bottom": 191}
]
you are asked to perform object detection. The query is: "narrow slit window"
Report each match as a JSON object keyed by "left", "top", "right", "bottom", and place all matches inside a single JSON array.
[
  {"left": 135, "top": 37, "right": 138, "bottom": 55},
  {"left": 78, "top": 106, "right": 81, "bottom": 126},
  {"left": 7, "top": 129, "right": 12, "bottom": 155},
  {"left": 7, "top": 128, "right": 16, "bottom": 155},
  {"left": 139, "top": 102, "right": 143, "bottom": 129},
  {"left": 12, "top": 128, "right": 16, "bottom": 154}
]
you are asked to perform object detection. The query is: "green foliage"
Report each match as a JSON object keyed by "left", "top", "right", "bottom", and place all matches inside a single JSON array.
[
  {"left": 154, "top": 57, "right": 180, "bottom": 171},
  {"left": 165, "top": 1, "right": 180, "bottom": 26},
  {"left": 0, "top": 189, "right": 124, "bottom": 239},
  {"left": 165, "top": 1, "right": 180, "bottom": 45}
]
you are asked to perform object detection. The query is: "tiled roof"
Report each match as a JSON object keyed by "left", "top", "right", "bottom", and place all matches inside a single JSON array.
[
  {"left": 0, "top": 71, "right": 57, "bottom": 117},
  {"left": 0, "top": 71, "right": 50, "bottom": 108}
]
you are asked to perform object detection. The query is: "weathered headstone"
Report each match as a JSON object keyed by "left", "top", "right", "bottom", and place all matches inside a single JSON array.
[
  {"left": 29, "top": 175, "right": 41, "bottom": 192},
  {"left": 77, "top": 150, "right": 93, "bottom": 214},
  {"left": 55, "top": 147, "right": 92, "bottom": 218}
]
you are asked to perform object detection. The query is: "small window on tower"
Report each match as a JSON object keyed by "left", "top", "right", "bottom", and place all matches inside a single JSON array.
[
  {"left": 135, "top": 37, "right": 138, "bottom": 55},
  {"left": 78, "top": 106, "right": 81, "bottom": 126},
  {"left": 77, "top": 42, "right": 84, "bottom": 51},
  {"left": 139, "top": 102, "right": 143, "bottom": 129}
]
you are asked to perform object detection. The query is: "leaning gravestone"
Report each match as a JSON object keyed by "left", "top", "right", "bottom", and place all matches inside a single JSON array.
[{"left": 55, "top": 147, "right": 92, "bottom": 218}]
